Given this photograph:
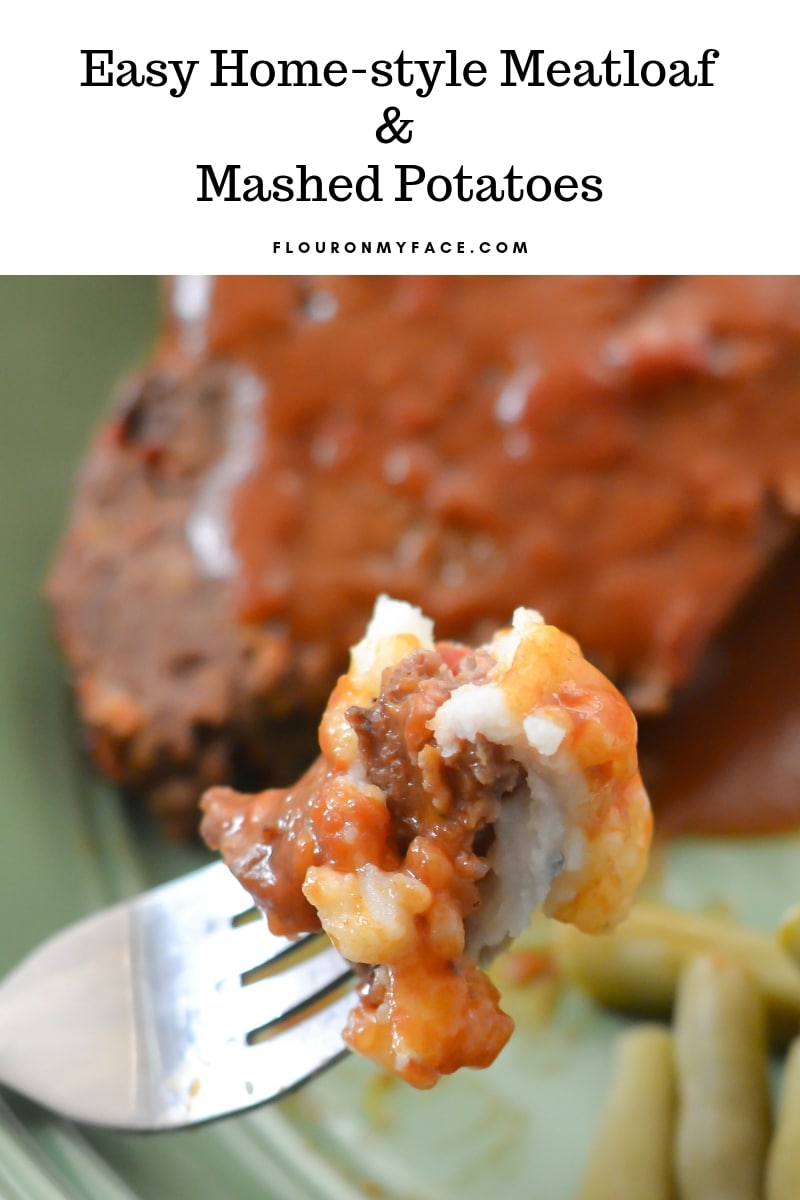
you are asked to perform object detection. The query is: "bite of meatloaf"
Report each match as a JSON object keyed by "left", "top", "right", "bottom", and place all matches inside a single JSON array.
[{"left": 201, "top": 597, "right": 651, "bottom": 1085}]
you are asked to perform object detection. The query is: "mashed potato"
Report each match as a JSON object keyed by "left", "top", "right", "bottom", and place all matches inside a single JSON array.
[{"left": 202, "top": 596, "right": 652, "bottom": 1086}]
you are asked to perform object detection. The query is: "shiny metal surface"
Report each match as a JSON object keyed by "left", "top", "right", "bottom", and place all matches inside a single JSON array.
[{"left": 0, "top": 862, "right": 353, "bottom": 1130}]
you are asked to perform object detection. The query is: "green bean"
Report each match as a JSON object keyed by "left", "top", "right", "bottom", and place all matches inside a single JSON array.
[
  {"left": 575, "top": 1025, "right": 676, "bottom": 1200},
  {"left": 674, "top": 955, "right": 771, "bottom": 1200},
  {"left": 766, "top": 1036, "right": 800, "bottom": 1200},
  {"left": 776, "top": 904, "right": 800, "bottom": 965},
  {"left": 552, "top": 904, "right": 800, "bottom": 1044}
]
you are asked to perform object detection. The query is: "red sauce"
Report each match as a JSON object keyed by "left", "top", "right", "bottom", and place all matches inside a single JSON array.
[
  {"left": 168, "top": 276, "right": 800, "bottom": 836},
  {"left": 201, "top": 639, "right": 517, "bottom": 1085},
  {"left": 639, "top": 539, "right": 800, "bottom": 835}
]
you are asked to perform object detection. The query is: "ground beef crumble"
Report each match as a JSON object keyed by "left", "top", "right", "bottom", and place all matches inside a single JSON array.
[{"left": 202, "top": 642, "right": 519, "bottom": 1084}]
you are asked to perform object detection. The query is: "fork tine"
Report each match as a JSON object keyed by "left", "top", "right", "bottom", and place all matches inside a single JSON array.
[
  {"left": 140, "top": 863, "right": 332, "bottom": 981},
  {"left": 141, "top": 861, "right": 256, "bottom": 925},
  {"left": 178, "top": 991, "right": 356, "bottom": 1125},
  {"left": 244, "top": 989, "right": 355, "bottom": 1101},
  {"left": 202, "top": 918, "right": 317, "bottom": 980},
  {"left": 0, "top": 861, "right": 358, "bottom": 1129},
  {"left": 234, "top": 944, "right": 353, "bottom": 1037}
]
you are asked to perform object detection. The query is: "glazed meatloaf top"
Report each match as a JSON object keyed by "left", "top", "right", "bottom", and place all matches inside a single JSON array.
[{"left": 48, "top": 276, "right": 800, "bottom": 835}]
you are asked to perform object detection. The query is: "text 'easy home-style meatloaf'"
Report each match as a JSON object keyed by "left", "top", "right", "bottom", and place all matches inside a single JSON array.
[{"left": 48, "top": 276, "right": 800, "bottom": 836}]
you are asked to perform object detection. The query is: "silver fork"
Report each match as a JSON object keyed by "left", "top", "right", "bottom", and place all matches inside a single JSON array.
[{"left": 0, "top": 862, "right": 354, "bottom": 1131}]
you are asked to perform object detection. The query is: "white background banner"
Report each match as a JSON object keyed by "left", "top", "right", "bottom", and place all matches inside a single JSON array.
[{"left": 2, "top": 0, "right": 796, "bottom": 272}]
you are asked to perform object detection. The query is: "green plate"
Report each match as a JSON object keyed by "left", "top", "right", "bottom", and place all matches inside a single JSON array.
[{"left": 1, "top": 277, "right": 797, "bottom": 1200}]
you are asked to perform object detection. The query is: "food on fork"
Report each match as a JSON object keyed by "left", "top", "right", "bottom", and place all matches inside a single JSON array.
[
  {"left": 201, "top": 596, "right": 652, "bottom": 1086},
  {"left": 47, "top": 276, "right": 800, "bottom": 836}
]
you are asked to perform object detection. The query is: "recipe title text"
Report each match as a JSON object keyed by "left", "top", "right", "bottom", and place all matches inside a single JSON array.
[{"left": 80, "top": 48, "right": 721, "bottom": 205}]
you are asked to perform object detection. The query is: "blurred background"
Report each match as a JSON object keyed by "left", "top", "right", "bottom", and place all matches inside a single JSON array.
[
  {"left": 0, "top": 278, "right": 160, "bottom": 961},
  {"left": 2, "top": 276, "right": 799, "bottom": 1200}
]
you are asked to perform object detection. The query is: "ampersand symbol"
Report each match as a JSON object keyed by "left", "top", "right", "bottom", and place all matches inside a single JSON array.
[{"left": 375, "top": 106, "right": 414, "bottom": 144}]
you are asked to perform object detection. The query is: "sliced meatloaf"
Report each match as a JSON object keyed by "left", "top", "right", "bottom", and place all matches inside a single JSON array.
[
  {"left": 48, "top": 275, "right": 800, "bottom": 836},
  {"left": 47, "top": 363, "right": 329, "bottom": 837}
]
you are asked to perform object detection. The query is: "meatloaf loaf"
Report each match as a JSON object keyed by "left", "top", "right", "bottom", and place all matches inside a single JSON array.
[{"left": 48, "top": 276, "right": 800, "bottom": 837}]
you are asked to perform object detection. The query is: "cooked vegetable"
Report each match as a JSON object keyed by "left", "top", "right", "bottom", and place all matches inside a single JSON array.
[
  {"left": 575, "top": 1025, "right": 675, "bottom": 1200},
  {"left": 553, "top": 903, "right": 800, "bottom": 1043},
  {"left": 673, "top": 955, "right": 771, "bottom": 1200},
  {"left": 776, "top": 904, "right": 800, "bottom": 965},
  {"left": 766, "top": 1035, "right": 800, "bottom": 1200}
]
